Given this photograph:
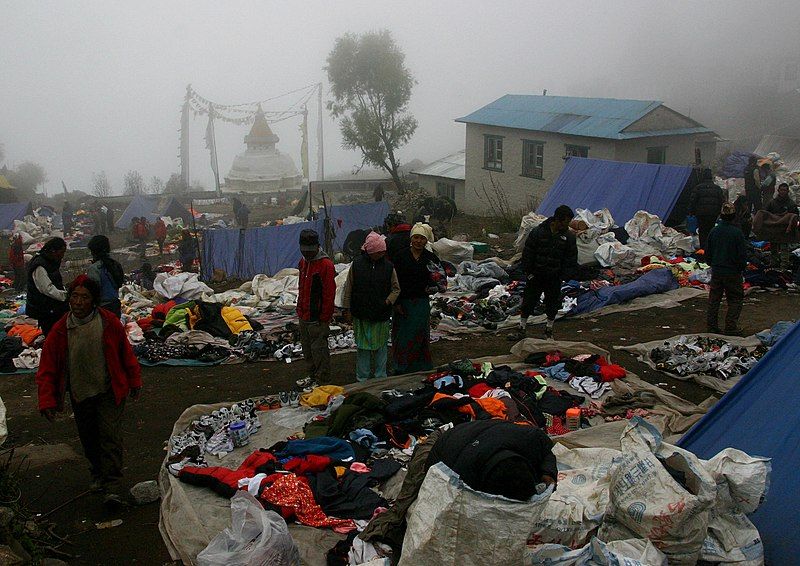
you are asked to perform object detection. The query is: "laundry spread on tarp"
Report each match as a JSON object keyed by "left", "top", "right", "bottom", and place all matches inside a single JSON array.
[{"left": 158, "top": 339, "right": 768, "bottom": 566}]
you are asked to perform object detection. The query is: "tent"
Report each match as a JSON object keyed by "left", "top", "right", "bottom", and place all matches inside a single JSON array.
[
  {"left": 678, "top": 320, "right": 800, "bottom": 564},
  {"left": 0, "top": 201, "right": 33, "bottom": 231},
  {"left": 537, "top": 157, "right": 693, "bottom": 224},
  {"left": 115, "top": 196, "right": 192, "bottom": 229}
]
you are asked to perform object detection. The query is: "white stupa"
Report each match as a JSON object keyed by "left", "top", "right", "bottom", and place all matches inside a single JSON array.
[{"left": 224, "top": 105, "right": 302, "bottom": 192}]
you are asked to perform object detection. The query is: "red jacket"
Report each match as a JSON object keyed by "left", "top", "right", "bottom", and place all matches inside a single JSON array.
[
  {"left": 154, "top": 219, "right": 167, "bottom": 241},
  {"left": 296, "top": 252, "right": 336, "bottom": 323},
  {"left": 36, "top": 308, "right": 142, "bottom": 411}
]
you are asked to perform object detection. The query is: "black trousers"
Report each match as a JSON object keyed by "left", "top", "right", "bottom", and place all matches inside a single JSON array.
[
  {"left": 707, "top": 273, "right": 744, "bottom": 331},
  {"left": 696, "top": 215, "right": 717, "bottom": 251},
  {"left": 73, "top": 390, "right": 125, "bottom": 489},
  {"left": 521, "top": 275, "right": 562, "bottom": 320}
]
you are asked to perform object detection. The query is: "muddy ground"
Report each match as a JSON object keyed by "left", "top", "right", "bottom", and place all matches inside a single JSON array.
[{"left": 1, "top": 290, "right": 798, "bottom": 565}]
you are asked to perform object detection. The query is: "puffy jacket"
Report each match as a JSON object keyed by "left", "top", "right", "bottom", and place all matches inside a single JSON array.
[
  {"left": 706, "top": 220, "right": 749, "bottom": 275},
  {"left": 349, "top": 254, "right": 394, "bottom": 322},
  {"left": 386, "top": 224, "right": 411, "bottom": 262},
  {"left": 25, "top": 255, "right": 67, "bottom": 321},
  {"left": 36, "top": 308, "right": 142, "bottom": 411},
  {"left": 297, "top": 251, "right": 336, "bottom": 323},
  {"left": 690, "top": 181, "right": 726, "bottom": 217},
  {"left": 521, "top": 219, "right": 578, "bottom": 280}
]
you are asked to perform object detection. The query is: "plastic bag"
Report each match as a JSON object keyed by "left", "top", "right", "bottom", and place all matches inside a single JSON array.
[
  {"left": 598, "top": 418, "right": 715, "bottom": 565},
  {"left": 196, "top": 491, "right": 300, "bottom": 566},
  {"left": 399, "top": 462, "right": 551, "bottom": 566},
  {"left": 527, "top": 536, "right": 667, "bottom": 566},
  {"left": 430, "top": 238, "right": 474, "bottom": 263},
  {"left": 515, "top": 212, "right": 548, "bottom": 251}
]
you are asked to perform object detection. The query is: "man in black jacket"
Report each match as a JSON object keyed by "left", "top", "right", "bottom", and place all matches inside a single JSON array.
[
  {"left": 765, "top": 182, "right": 799, "bottom": 269},
  {"left": 359, "top": 420, "right": 557, "bottom": 551},
  {"left": 689, "top": 168, "right": 726, "bottom": 250},
  {"left": 514, "top": 205, "right": 577, "bottom": 340}
]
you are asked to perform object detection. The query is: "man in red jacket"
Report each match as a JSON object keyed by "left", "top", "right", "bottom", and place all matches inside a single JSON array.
[
  {"left": 36, "top": 275, "right": 142, "bottom": 504},
  {"left": 297, "top": 229, "right": 336, "bottom": 385}
]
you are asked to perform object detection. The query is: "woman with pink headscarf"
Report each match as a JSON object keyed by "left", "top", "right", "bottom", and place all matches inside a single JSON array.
[{"left": 341, "top": 231, "right": 401, "bottom": 381}]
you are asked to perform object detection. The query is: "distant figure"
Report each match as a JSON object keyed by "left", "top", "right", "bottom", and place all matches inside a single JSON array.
[
  {"left": 515, "top": 205, "right": 577, "bottom": 341},
  {"left": 26, "top": 237, "right": 69, "bottom": 335},
  {"left": 744, "top": 155, "right": 762, "bottom": 213},
  {"left": 133, "top": 217, "right": 149, "bottom": 258},
  {"left": 373, "top": 183, "right": 385, "bottom": 202},
  {"left": 765, "top": 182, "right": 799, "bottom": 270},
  {"left": 232, "top": 197, "right": 249, "bottom": 228},
  {"left": 9, "top": 234, "right": 26, "bottom": 292},
  {"left": 94, "top": 207, "right": 107, "bottom": 236},
  {"left": 384, "top": 213, "right": 412, "bottom": 263},
  {"left": 134, "top": 262, "right": 155, "bottom": 291},
  {"left": 154, "top": 218, "right": 168, "bottom": 255},
  {"left": 87, "top": 235, "right": 125, "bottom": 317},
  {"left": 106, "top": 207, "right": 115, "bottom": 234},
  {"left": 62, "top": 201, "right": 74, "bottom": 235},
  {"left": 732, "top": 194, "right": 753, "bottom": 238},
  {"left": 706, "top": 202, "right": 748, "bottom": 335},
  {"left": 177, "top": 229, "right": 197, "bottom": 272},
  {"left": 689, "top": 168, "right": 726, "bottom": 250}
]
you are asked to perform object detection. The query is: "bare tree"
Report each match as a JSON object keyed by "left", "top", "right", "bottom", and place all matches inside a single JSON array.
[
  {"left": 123, "top": 170, "right": 145, "bottom": 196},
  {"left": 148, "top": 175, "right": 165, "bottom": 194},
  {"left": 92, "top": 171, "right": 112, "bottom": 197}
]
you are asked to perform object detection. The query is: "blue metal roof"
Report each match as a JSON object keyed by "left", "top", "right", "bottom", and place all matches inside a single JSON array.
[{"left": 455, "top": 94, "right": 711, "bottom": 140}]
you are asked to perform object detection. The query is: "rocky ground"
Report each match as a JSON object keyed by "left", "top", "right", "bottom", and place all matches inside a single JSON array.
[{"left": 0, "top": 290, "right": 797, "bottom": 564}]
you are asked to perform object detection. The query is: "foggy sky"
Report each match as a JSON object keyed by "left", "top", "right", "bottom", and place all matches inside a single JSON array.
[{"left": 2, "top": 0, "right": 799, "bottom": 196}]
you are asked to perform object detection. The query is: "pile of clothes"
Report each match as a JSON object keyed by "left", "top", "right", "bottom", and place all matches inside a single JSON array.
[
  {"left": 524, "top": 350, "right": 628, "bottom": 403},
  {"left": 649, "top": 335, "right": 767, "bottom": 380}
]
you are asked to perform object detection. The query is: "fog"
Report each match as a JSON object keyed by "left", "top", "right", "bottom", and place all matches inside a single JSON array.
[{"left": 2, "top": 0, "right": 799, "bottom": 196}]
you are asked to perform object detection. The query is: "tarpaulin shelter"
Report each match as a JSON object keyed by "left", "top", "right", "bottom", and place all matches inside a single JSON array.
[
  {"left": 201, "top": 202, "right": 390, "bottom": 280},
  {"left": 537, "top": 157, "right": 693, "bottom": 224},
  {"left": 115, "top": 196, "right": 192, "bottom": 229},
  {"left": 678, "top": 320, "right": 800, "bottom": 564},
  {"left": 0, "top": 201, "right": 33, "bottom": 231}
]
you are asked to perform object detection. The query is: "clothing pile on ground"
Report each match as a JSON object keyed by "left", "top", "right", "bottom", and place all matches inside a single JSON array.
[{"left": 649, "top": 335, "right": 767, "bottom": 380}]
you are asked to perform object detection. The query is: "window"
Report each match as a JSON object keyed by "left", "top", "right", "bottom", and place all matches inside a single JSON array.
[
  {"left": 436, "top": 181, "right": 455, "bottom": 200},
  {"left": 564, "top": 144, "right": 589, "bottom": 158},
  {"left": 484, "top": 135, "right": 503, "bottom": 170},
  {"left": 522, "top": 140, "right": 544, "bottom": 179},
  {"left": 647, "top": 146, "right": 667, "bottom": 164}
]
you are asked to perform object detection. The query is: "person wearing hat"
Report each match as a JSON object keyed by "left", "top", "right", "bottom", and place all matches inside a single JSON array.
[
  {"left": 87, "top": 235, "right": 125, "bottom": 317},
  {"left": 297, "top": 229, "right": 336, "bottom": 385},
  {"left": 689, "top": 168, "right": 726, "bottom": 250},
  {"left": 360, "top": 419, "right": 557, "bottom": 551},
  {"left": 390, "top": 222, "right": 440, "bottom": 374},
  {"left": 341, "top": 231, "right": 401, "bottom": 381},
  {"left": 26, "top": 237, "right": 69, "bottom": 336},
  {"left": 706, "top": 202, "right": 749, "bottom": 335}
]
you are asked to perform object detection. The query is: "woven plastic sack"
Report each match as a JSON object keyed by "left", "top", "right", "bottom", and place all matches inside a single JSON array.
[
  {"left": 598, "top": 418, "right": 715, "bottom": 565},
  {"left": 430, "top": 238, "right": 474, "bottom": 264},
  {"left": 197, "top": 491, "right": 300, "bottom": 566},
  {"left": 527, "top": 536, "right": 667, "bottom": 566},
  {"left": 399, "top": 462, "right": 551, "bottom": 566}
]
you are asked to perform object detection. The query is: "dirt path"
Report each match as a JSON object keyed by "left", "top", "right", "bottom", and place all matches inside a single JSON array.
[{"left": 2, "top": 291, "right": 798, "bottom": 564}]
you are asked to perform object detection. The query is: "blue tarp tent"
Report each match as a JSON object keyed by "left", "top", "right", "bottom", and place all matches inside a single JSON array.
[
  {"left": 115, "top": 196, "right": 192, "bottom": 229},
  {"left": 323, "top": 202, "right": 390, "bottom": 251},
  {"left": 678, "top": 320, "right": 800, "bottom": 564},
  {"left": 0, "top": 201, "right": 33, "bottom": 231},
  {"left": 537, "top": 158, "right": 693, "bottom": 224}
]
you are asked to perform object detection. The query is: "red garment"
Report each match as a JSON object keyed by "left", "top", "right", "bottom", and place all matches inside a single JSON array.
[
  {"left": 468, "top": 382, "right": 492, "bottom": 398},
  {"left": 8, "top": 324, "right": 42, "bottom": 346},
  {"left": 260, "top": 473, "right": 356, "bottom": 530},
  {"left": 136, "top": 316, "right": 154, "bottom": 332},
  {"left": 296, "top": 255, "right": 336, "bottom": 323},
  {"left": 390, "top": 224, "right": 411, "bottom": 234},
  {"left": 154, "top": 219, "right": 167, "bottom": 241},
  {"left": 133, "top": 220, "right": 148, "bottom": 239},
  {"left": 152, "top": 300, "right": 177, "bottom": 320},
  {"left": 599, "top": 364, "right": 627, "bottom": 382},
  {"left": 8, "top": 236, "right": 24, "bottom": 269},
  {"left": 283, "top": 454, "right": 331, "bottom": 476},
  {"left": 179, "top": 451, "right": 279, "bottom": 498},
  {"left": 36, "top": 308, "right": 142, "bottom": 411}
]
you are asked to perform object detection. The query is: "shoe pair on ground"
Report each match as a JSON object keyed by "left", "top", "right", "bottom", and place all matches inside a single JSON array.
[
  {"left": 295, "top": 376, "right": 319, "bottom": 392},
  {"left": 707, "top": 326, "right": 744, "bottom": 337},
  {"left": 279, "top": 391, "right": 301, "bottom": 408}
]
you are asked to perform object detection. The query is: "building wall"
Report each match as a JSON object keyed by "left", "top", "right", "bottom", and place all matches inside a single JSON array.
[
  {"left": 417, "top": 174, "right": 466, "bottom": 204},
  {"left": 623, "top": 106, "right": 699, "bottom": 132},
  {"left": 614, "top": 135, "right": 716, "bottom": 166},
  {"left": 463, "top": 124, "right": 616, "bottom": 214}
]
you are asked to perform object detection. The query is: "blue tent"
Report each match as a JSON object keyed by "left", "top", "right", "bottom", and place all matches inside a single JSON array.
[
  {"left": 678, "top": 320, "right": 800, "bottom": 564},
  {"left": 0, "top": 201, "right": 33, "bottom": 231},
  {"left": 323, "top": 201, "right": 390, "bottom": 251},
  {"left": 537, "top": 158, "right": 693, "bottom": 224},
  {"left": 115, "top": 196, "right": 191, "bottom": 229}
]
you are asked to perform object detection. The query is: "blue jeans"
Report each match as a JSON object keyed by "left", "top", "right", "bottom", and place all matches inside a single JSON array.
[{"left": 356, "top": 346, "right": 388, "bottom": 381}]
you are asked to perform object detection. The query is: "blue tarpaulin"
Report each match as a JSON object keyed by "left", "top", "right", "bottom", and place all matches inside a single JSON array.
[
  {"left": 323, "top": 201, "right": 390, "bottom": 251},
  {"left": 571, "top": 268, "right": 679, "bottom": 315},
  {"left": 537, "top": 158, "right": 693, "bottom": 224},
  {"left": 720, "top": 150, "right": 757, "bottom": 179},
  {"left": 242, "top": 221, "right": 322, "bottom": 278},
  {"left": 678, "top": 320, "right": 800, "bottom": 565},
  {"left": 0, "top": 201, "right": 33, "bottom": 231},
  {"left": 115, "top": 196, "right": 191, "bottom": 229}
]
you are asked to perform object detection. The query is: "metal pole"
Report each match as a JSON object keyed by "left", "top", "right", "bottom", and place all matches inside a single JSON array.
[
  {"left": 208, "top": 102, "right": 222, "bottom": 198},
  {"left": 317, "top": 82, "right": 324, "bottom": 181},
  {"left": 190, "top": 198, "right": 203, "bottom": 278}
]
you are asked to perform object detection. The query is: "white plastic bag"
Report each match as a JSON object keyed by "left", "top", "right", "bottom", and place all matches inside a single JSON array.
[
  {"left": 196, "top": 491, "right": 300, "bottom": 566},
  {"left": 515, "top": 212, "right": 548, "bottom": 251},
  {"left": 430, "top": 238, "right": 474, "bottom": 263},
  {"left": 598, "top": 418, "right": 715, "bottom": 565},
  {"left": 527, "top": 536, "right": 667, "bottom": 566},
  {"left": 399, "top": 462, "right": 551, "bottom": 566}
]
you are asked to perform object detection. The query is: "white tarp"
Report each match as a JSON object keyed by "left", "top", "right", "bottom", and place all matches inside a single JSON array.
[{"left": 154, "top": 272, "right": 213, "bottom": 301}]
